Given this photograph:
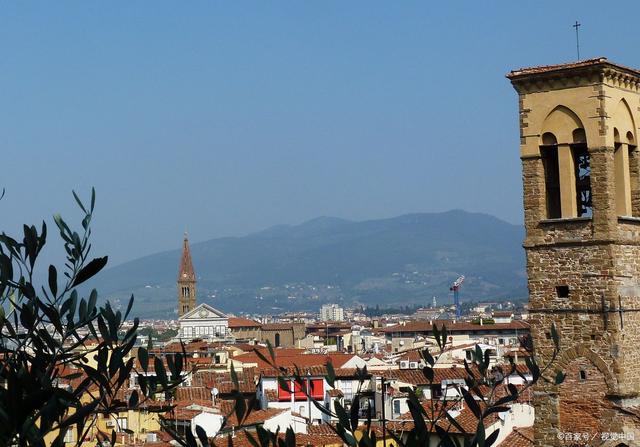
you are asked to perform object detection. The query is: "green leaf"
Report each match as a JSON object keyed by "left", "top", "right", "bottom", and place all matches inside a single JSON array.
[
  {"left": 421, "top": 348, "right": 435, "bottom": 366},
  {"left": 155, "top": 357, "right": 168, "bottom": 388},
  {"left": 267, "top": 340, "right": 276, "bottom": 363},
  {"left": 551, "top": 323, "right": 560, "bottom": 349},
  {"left": 195, "top": 425, "right": 208, "bottom": 446},
  {"left": 461, "top": 388, "right": 481, "bottom": 419},
  {"left": 234, "top": 392, "right": 247, "bottom": 425},
  {"left": 129, "top": 390, "right": 139, "bottom": 408},
  {"left": 334, "top": 401, "right": 350, "bottom": 431},
  {"left": 48, "top": 265, "right": 57, "bottom": 297},
  {"left": 422, "top": 366, "right": 434, "bottom": 383},
  {"left": 72, "top": 190, "right": 87, "bottom": 214},
  {"left": 474, "top": 419, "right": 486, "bottom": 447},
  {"left": 349, "top": 396, "right": 360, "bottom": 432},
  {"left": 285, "top": 427, "right": 296, "bottom": 447},
  {"left": 326, "top": 361, "right": 336, "bottom": 388},
  {"left": 71, "top": 256, "right": 108, "bottom": 287},
  {"left": 88, "top": 290, "right": 98, "bottom": 316},
  {"left": 485, "top": 428, "right": 500, "bottom": 447}
]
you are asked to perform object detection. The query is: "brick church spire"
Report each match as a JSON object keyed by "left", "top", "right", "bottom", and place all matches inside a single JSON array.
[
  {"left": 178, "top": 232, "right": 195, "bottom": 281},
  {"left": 177, "top": 233, "right": 196, "bottom": 317}
]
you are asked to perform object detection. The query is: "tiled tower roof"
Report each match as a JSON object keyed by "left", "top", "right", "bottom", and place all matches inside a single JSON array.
[{"left": 178, "top": 233, "right": 196, "bottom": 281}]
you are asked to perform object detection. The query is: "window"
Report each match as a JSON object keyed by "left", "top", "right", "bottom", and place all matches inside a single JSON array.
[
  {"left": 579, "top": 370, "right": 587, "bottom": 381},
  {"left": 614, "top": 128, "right": 636, "bottom": 217},
  {"left": 393, "top": 400, "right": 401, "bottom": 415},
  {"left": 556, "top": 285, "right": 569, "bottom": 298},
  {"left": 117, "top": 417, "right": 128, "bottom": 432},
  {"left": 541, "top": 139, "right": 561, "bottom": 219},
  {"left": 431, "top": 384, "right": 442, "bottom": 399},
  {"left": 572, "top": 144, "right": 592, "bottom": 217},
  {"left": 275, "top": 333, "right": 281, "bottom": 347},
  {"left": 310, "top": 378, "right": 324, "bottom": 399},
  {"left": 278, "top": 380, "right": 292, "bottom": 401}
]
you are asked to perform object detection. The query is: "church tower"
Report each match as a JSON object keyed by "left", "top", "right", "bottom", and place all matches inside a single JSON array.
[
  {"left": 508, "top": 58, "right": 640, "bottom": 445},
  {"left": 177, "top": 233, "right": 197, "bottom": 317}
]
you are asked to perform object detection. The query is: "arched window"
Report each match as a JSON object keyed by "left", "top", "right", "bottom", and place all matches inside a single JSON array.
[
  {"left": 541, "top": 132, "right": 561, "bottom": 218},
  {"left": 613, "top": 99, "right": 637, "bottom": 217},
  {"left": 572, "top": 129, "right": 592, "bottom": 217},
  {"left": 275, "top": 333, "right": 281, "bottom": 348},
  {"left": 539, "top": 106, "right": 591, "bottom": 219}
]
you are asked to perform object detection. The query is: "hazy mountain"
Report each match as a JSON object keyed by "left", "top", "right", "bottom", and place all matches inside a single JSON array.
[{"left": 88, "top": 210, "right": 526, "bottom": 319}]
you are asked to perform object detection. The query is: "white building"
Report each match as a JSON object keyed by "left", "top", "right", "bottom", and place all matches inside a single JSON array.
[
  {"left": 178, "top": 303, "right": 229, "bottom": 340},
  {"left": 320, "top": 304, "right": 344, "bottom": 322}
]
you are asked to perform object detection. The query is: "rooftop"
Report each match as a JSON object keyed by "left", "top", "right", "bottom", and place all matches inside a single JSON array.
[{"left": 506, "top": 57, "right": 640, "bottom": 79}]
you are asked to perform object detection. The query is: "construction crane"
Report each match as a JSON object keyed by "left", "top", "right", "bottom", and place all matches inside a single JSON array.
[{"left": 450, "top": 275, "right": 465, "bottom": 319}]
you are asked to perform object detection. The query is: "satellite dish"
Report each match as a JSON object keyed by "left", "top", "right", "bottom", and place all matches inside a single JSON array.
[{"left": 211, "top": 387, "right": 219, "bottom": 397}]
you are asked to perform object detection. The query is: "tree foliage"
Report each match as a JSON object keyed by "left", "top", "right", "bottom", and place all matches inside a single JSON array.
[{"left": 0, "top": 190, "right": 185, "bottom": 446}]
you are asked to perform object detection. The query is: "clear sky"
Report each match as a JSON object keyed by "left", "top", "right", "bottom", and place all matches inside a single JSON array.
[{"left": 2, "top": 1, "right": 640, "bottom": 266}]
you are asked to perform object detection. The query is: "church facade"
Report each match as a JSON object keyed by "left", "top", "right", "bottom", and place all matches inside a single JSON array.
[
  {"left": 176, "top": 234, "right": 230, "bottom": 340},
  {"left": 178, "top": 302, "right": 229, "bottom": 340}
]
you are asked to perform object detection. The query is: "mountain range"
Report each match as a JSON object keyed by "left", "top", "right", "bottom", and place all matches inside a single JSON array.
[{"left": 87, "top": 210, "right": 527, "bottom": 319}]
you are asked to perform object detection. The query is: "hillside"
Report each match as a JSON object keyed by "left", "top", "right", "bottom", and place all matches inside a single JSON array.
[{"left": 88, "top": 210, "right": 526, "bottom": 318}]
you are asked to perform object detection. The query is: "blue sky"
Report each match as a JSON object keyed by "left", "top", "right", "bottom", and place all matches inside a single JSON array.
[{"left": 2, "top": 1, "right": 640, "bottom": 265}]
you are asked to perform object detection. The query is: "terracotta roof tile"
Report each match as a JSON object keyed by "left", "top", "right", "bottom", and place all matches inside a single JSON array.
[
  {"left": 506, "top": 57, "right": 640, "bottom": 79},
  {"left": 224, "top": 408, "right": 286, "bottom": 428},
  {"left": 389, "top": 400, "right": 497, "bottom": 434},
  {"left": 383, "top": 320, "right": 530, "bottom": 334},
  {"left": 229, "top": 317, "right": 262, "bottom": 328},
  {"left": 498, "top": 427, "right": 534, "bottom": 447},
  {"left": 235, "top": 350, "right": 355, "bottom": 369}
]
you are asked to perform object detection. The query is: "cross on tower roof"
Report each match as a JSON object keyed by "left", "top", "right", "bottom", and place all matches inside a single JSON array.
[{"left": 573, "top": 20, "right": 581, "bottom": 60}]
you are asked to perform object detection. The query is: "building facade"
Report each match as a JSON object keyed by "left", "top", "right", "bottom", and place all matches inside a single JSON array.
[
  {"left": 178, "top": 303, "right": 229, "bottom": 340},
  {"left": 320, "top": 304, "right": 344, "bottom": 322},
  {"left": 508, "top": 58, "right": 640, "bottom": 445}
]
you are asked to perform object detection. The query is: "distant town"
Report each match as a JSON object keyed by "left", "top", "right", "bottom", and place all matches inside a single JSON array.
[{"left": 65, "top": 234, "right": 532, "bottom": 445}]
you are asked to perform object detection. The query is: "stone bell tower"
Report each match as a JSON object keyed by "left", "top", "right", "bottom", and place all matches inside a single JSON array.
[
  {"left": 508, "top": 58, "right": 640, "bottom": 445},
  {"left": 177, "top": 233, "right": 197, "bottom": 317}
]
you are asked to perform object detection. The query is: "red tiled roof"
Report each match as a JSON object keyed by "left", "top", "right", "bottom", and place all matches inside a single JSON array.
[
  {"left": 175, "top": 386, "right": 211, "bottom": 402},
  {"left": 506, "top": 57, "right": 640, "bottom": 79},
  {"left": 224, "top": 408, "right": 286, "bottom": 428},
  {"left": 234, "top": 350, "right": 355, "bottom": 369},
  {"left": 383, "top": 320, "right": 530, "bottom": 334},
  {"left": 389, "top": 400, "right": 498, "bottom": 434},
  {"left": 380, "top": 366, "right": 477, "bottom": 386},
  {"left": 229, "top": 317, "right": 262, "bottom": 328},
  {"left": 498, "top": 427, "right": 534, "bottom": 447},
  {"left": 212, "top": 430, "right": 342, "bottom": 447},
  {"left": 191, "top": 369, "right": 257, "bottom": 394}
]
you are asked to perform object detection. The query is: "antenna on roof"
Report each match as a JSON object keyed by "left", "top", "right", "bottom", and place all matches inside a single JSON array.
[{"left": 573, "top": 20, "right": 581, "bottom": 61}]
